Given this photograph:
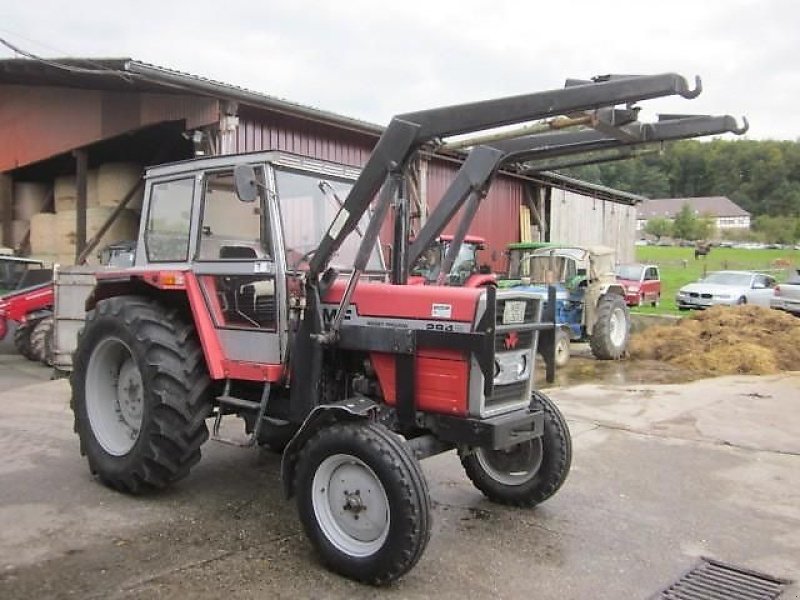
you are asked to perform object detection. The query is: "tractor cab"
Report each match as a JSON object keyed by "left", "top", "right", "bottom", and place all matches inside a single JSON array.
[
  {"left": 0, "top": 255, "right": 49, "bottom": 295},
  {"left": 409, "top": 234, "right": 495, "bottom": 287}
]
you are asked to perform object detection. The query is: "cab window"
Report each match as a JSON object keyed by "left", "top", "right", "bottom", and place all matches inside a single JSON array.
[
  {"left": 145, "top": 178, "right": 194, "bottom": 262},
  {"left": 197, "top": 170, "right": 270, "bottom": 260}
]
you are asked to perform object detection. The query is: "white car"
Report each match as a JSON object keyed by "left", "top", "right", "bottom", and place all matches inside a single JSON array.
[
  {"left": 771, "top": 269, "right": 800, "bottom": 316},
  {"left": 676, "top": 270, "right": 777, "bottom": 310}
]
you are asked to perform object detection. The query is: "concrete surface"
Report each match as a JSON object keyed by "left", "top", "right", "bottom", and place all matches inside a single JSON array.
[{"left": 0, "top": 355, "right": 798, "bottom": 599}]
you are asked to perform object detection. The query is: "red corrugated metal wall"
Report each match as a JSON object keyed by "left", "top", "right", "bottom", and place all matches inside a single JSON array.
[{"left": 234, "top": 110, "right": 374, "bottom": 166}]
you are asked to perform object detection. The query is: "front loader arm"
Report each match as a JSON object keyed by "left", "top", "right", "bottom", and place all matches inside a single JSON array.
[
  {"left": 307, "top": 73, "right": 703, "bottom": 280},
  {"left": 408, "top": 112, "right": 748, "bottom": 274}
]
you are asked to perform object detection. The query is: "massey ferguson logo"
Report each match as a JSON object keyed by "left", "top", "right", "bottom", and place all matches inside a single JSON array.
[{"left": 504, "top": 331, "right": 519, "bottom": 350}]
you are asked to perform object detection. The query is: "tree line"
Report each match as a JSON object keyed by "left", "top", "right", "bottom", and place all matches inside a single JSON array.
[{"left": 563, "top": 138, "right": 800, "bottom": 242}]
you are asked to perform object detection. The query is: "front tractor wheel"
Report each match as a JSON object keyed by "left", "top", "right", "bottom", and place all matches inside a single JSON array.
[
  {"left": 589, "top": 293, "right": 631, "bottom": 360},
  {"left": 70, "top": 296, "right": 212, "bottom": 494},
  {"left": 459, "top": 391, "right": 572, "bottom": 507},
  {"left": 295, "top": 422, "right": 431, "bottom": 585},
  {"left": 13, "top": 319, "right": 39, "bottom": 360}
]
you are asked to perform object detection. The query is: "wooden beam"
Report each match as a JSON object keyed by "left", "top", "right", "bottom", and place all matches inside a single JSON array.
[
  {"left": 73, "top": 149, "right": 88, "bottom": 262},
  {"left": 0, "top": 174, "right": 11, "bottom": 248}
]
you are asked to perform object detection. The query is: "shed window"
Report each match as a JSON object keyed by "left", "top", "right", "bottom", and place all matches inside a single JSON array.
[{"left": 145, "top": 178, "right": 194, "bottom": 262}]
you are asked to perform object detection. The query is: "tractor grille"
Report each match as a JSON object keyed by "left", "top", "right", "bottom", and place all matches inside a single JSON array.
[
  {"left": 485, "top": 381, "right": 527, "bottom": 409},
  {"left": 652, "top": 558, "right": 790, "bottom": 600}
]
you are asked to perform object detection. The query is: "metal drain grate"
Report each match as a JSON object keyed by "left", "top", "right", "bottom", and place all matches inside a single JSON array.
[{"left": 653, "top": 557, "right": 791, "bottom": 600}]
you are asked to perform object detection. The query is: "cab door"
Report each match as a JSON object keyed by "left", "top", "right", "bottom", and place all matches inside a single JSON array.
[{"left": 192, "top": 167, "right": 286, "bottom": 365}]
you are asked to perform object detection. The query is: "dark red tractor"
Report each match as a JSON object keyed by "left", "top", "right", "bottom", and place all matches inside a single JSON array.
[
  {"left": 409, "top": 234, "right": 496, "bottom": 287},
  {"left": 0, "top": 256, "right": 54, "bottom": 363},
  {"left": 68, "top": 73, "right": 745, "bottom": 584}
]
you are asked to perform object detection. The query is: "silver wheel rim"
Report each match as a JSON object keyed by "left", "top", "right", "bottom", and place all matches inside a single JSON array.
[
  {"left": 609, "top": 307, "right": 627, "bottom": 348},
  {"left": 312, "top": 454, "right": 390, "bottom": 557},
  {"left": 474, "top": 439, "right": 544, "bottom": 486},
  {"left": 555, "top": 334, "right": 569, "bottom": 365},
  {"left": 85, "top": 337, "right": 144, "bottom": 456}
]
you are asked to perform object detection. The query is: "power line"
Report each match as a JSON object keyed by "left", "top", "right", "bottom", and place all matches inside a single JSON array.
[{"left": 0, "top": 35, "right": 134, "bottom": 82}]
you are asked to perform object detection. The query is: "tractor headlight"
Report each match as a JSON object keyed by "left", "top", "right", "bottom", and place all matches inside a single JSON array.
[{"left": 494, "top": 351, "right": 529, "bottom": 385}]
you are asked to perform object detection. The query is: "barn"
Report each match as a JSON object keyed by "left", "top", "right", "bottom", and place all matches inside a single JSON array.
[{"left": 0, "top": 57, "right": 640, "bottom": 268}]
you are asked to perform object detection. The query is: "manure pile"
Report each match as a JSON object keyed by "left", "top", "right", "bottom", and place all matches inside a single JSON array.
[{"left": 629, "top": 306, "right": 800, "bottom": 375}]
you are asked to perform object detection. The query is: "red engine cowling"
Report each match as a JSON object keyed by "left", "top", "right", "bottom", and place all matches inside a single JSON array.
[{"left": 323, "top": 280, "right": 481, "bottom": 417}]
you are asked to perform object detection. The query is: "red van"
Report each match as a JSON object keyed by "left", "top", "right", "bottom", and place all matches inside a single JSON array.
[{"left": 615, "top": 263, "right": 661, "bottom": 306}]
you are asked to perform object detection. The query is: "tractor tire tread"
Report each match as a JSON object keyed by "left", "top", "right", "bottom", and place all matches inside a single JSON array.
[
  {"left": 294, "top": 421, "right": 431, "bottom": 585},
  {"left": 71, "top": 295, "right": 212, "bottom": 495},
  {"left": 589, "top": 293, "right": 630, "bottom": 360},
  {"left": 460, "top": 391, "right": 572, "bottom": 507}
]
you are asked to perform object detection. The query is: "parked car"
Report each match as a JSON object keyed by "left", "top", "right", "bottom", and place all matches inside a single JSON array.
[
  {"left": 771, "top": 269, "right": 800, "bottom": 316},
  {"left": 615, "top": 263, "right": 661, "bottom": 306},
  {"left": 676, "top": 270, "right": 777, "bottom": 310}
]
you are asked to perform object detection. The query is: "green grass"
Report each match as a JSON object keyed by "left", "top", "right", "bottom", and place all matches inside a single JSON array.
[{"left": 630, "top": 246, "right": 800, "bottom": 315}]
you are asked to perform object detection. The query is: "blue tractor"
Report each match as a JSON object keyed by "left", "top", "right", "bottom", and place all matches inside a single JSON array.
[{"left": 500, "top": 243, "right": 631, "bottom": 368}]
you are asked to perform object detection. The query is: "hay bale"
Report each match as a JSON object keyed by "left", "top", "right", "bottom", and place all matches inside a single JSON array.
[
  {"left": 97, "top": 163, "right": 143, "bottom": 210},
  {"left": 10, "top": 219, "right": 29, "bottom": 248},
  {"left": 14, "top": 182, "right": 49, "bottom": 221},
  {"left": 30, "top": 213, "right": 57, "bottom": 254},
  {"left": 54, "top": 172, "right": 99, "bottom": 212},
  {"left": 56, "top": 208, "right": 138, "bottom": 262}
]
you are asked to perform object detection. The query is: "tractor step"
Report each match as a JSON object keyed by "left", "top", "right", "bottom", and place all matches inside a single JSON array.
[
  {"left": 216, "top": 395, "right": 261, "bottom": 411},
  {"left": 211, "top": 383, "right": 272, "bottom": 447}
]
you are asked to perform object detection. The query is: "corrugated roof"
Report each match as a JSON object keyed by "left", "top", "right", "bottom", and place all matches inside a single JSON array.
[
  {"left": 638, "top": 196, "right": 750, "bottom": 219},
  {"left": 0, "top": 56, "right": 641, "bottom": 205},
  {"left": 0, "top": 57, "right": 383, "bottom": 136}
]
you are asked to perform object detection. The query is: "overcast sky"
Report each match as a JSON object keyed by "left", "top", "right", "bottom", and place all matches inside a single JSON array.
[{"left": 1, "top": 0, "right": 797, "bottom": 140}]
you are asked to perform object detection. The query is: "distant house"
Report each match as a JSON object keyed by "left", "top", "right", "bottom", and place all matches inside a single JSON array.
[{"left": 636, "top": 196, "right": 751, "bottom": 232}]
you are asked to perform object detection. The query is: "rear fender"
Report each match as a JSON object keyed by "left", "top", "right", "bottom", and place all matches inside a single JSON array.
[
  {"left": 91, "top": 273, "right": 227, "bottom": 380},
  {"left": 280, "top": 397, "right": 379, "bottom": 499}
]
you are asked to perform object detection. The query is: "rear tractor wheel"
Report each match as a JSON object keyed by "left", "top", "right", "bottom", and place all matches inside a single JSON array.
[
  {"left": 459, "top": 391, "right": 571, "bottom": 507},
  {"left": 70, "top": 296, "right": 213, "bottom": 494},
  {"left": 589, "top": 293, "right": 630, "bottom": 360},
  {"left": 295, "top": 421, "right": 431, "bottom": 585}
]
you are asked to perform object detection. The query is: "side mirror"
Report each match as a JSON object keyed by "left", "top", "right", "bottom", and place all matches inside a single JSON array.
[{"left": 233, "top": 164, "right": 258, "bottom": 203}]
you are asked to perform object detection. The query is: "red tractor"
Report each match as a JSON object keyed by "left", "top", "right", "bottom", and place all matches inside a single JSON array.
[
  {"left": 68, "top": 73, "right": 745, "bottom": 584},
  {"left": 409, "top": 234, "right": 496, "bottom": 287},
  {"left": 0, "top": 256, "right": 55, "bottom": 363}
]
